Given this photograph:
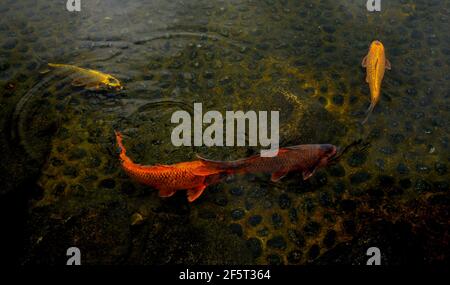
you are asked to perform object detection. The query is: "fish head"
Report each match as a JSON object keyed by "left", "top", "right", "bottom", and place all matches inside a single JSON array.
[
  {"left": 103, "top": 75, "right": 123, "bottom": 90},
  {"left": 369, "top": 40, "right": 385, "bottom": 52},
  {"left": 317, "top": 144, "right": 338, "bottom": 167}
]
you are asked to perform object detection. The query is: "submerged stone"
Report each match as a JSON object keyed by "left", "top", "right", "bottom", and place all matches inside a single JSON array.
[
  {"left": 230, "top": 187, "right": 244, "bottom": 196},
  {"left": 287, "top": 250, "right": 303, "bottom": 264},
  {"left": 399, "top": 178, "right": 412, "bottom": 189},
  {"left": 332, "top": 95, "right": 344, "bottom": 106},
  {"left": 99, "top": 178, "right": 116, "bottom": 189},
  {"left": 327, "top": 163, "right": 345, "bottom": 177},
  {"left": 231, "top": 209, "right": 245, "bottom": 220},
  {"left": 267, "top": 236, "right": 287, "bottom": 249},
  {"left": 214, "top": 196, "right": 228, "bottom": 206},
  {"left": 257, "top": 228, "right": 269, "bottom": 237},
  {"left": 350, "top": 172, "right": 371, "bottom": 184},
  {"left": 435, "top": 163, "right": 447, "bottom": 175},
  {"left": 278, "top": 194, "right": 291, "bottom": 209},
  {"left": 308, "top": 244, "right": 320, "bottom": 260},
  {"left": 340, "top": 199, "right": 357, "bottom": 213},
  {"left": 271, "top": 213, "right": 283, "bottom": 228},
  {"left": 415, "top": 179, "right": 432, "bottom": 193},
  {"left": 288, "top": 229, "right": 306, "bottom": 248},
  {"left": 343, "top": 220, "right": 356, "bottom": 234},
  {"left": 397, "top": 163, "right": 409, "bottom": 174},
  {"left": 267, "top": 254, "right": 282, "bottom": 265},
  {"left": 323, "top": 230, "right": 337, "bottom": 248},
  {"left": 303, "top": 221, "right": 321, "bottom": 236},
  {"left": 229, "top": 223, "right": 243, "bottom": 237},
  {"left": 246, "top": 238, "right": 262, "bottom": 258},
  {"left": 248, "top": 215, "right": 262, "bottom": 226}
]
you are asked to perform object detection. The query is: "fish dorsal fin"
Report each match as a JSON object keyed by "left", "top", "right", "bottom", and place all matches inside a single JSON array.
[
  {"left": 158, "top": 188, "right": 176, "bottom": 198},
  {"left": 385, "top": 59, "right": 391, "bottom": 70},
  {"left": 271, "top": 170, "right": 289, "bottom": 182},
  {"left": 361, "top": 55, "right": 368, "bottom": 68},
  {"left": 284, "top": 145, "right": 304, "bottom": 151},
  {"left": 187, "top": 185, "right": 207, "bottom": 202},
  {"left": 151, "top": 164, "right": 173, "bottom": 171}
]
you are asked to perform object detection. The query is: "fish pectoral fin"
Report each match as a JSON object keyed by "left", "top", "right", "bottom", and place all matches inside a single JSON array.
[
  {"left": 361, "top": 55, "right": 368, "bottom": 68},
  {"left": 385, "top": 59, "right": 392, "bottom": 70},
  {"left": 85, "top": 83, "right": 101, "bottom": 90},
  {"left": 302, "top": 168, "right": 316, "bottom": 180},
  {"left": 271, "top": 170, "right": 289, "bottom": 182},
  {"left": 158, "top": 188, "right": 176, "bottom": 198},
  {"left": 40, "top": 67, "right": 52, "bottom": 74},
  {"left": 204, "top": 173, "right": 226, "bottom": 185},
  {"left": 71, "top": 77, "right": 90, "bottom": 87},
  {"left": 187, "top": 185, "right": 207, "bottom": 202}
]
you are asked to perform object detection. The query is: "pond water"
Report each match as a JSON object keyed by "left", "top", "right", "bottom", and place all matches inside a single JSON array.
[{"left": 0, "top": 0, "right": 448, "bottom": 265}]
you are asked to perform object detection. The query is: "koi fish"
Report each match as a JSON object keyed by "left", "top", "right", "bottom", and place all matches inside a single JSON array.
[
  {"left": 198, "top": 144, "right": 337, "bottom": 182},
  {"left": 361, "top": 40, "right": 391, "bottom": 124},
  {"left": 115, "top": 131, "right": 224, "bottom": 202},
  {"left": 47, "top": 63, "right": 123, "bottom": 90}
]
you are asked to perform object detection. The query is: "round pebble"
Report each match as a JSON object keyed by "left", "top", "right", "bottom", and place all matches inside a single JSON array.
[
  {"left": 267, "top": 236, "right": 287, "bottom": 249},
  {"left": 246, "top": 238, "right": 262, "bottom": 258},
  {"left": 267, "top": 254, "right": 282, "bottom": 265},
  {"left": 303, "top": 221, "right": 321, "bottom": 236},
  {"left": 271, "top": 213, "right": 283, "bottom": 228},
  {"left": 323, "top": 230, "right": 336, "bottom": 248},
  {"left": 99, "top": 178, "right": 116, "bottom": 189},
  {"left": 231, "top": 209, "right": 245, "bottom": 220},
  {"left": 248, "top": 215, "right": 262, "bottom": 226},
  {"left": 278, "top": 194, "right": 291, "bottom": 209},
  {"left": 229, "top": 223, "right": 243, "bottom": 237},
  {"left": 287, "top": 250, "right": 303, "bottom": 264},
  {"left": 350, "top": 172, "right": 371, "bottom": 184},
  {"left": 308, "top": 244, "right": 320, "bottom": 260}
]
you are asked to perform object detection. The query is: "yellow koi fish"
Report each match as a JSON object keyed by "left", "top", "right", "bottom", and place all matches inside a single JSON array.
[
  {"left": 48, "top": 63, "right": 123, "bottom": 90},
  {"left": 361, "top": 41, "right": 391, "bottom": 124}
]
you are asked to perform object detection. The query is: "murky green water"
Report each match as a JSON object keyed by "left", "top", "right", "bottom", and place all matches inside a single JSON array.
[{"left": 0, "top": 0, "right": 448, "bottom": 265}]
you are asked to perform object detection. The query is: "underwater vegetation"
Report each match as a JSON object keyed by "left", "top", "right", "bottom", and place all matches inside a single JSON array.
[{"left": 0, "top": 0, "right": 448, "bottom": 265}]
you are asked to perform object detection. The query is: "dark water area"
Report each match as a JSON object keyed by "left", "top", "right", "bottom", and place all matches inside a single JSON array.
[{"left": 0, "top": 0, "right": 448, "bottom": 265}]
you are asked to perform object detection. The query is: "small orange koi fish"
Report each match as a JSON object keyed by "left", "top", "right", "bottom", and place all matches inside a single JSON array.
[
  {"left": 361, "top": 40, "right": 391, "bottom": 124},
  {"left": 48, "top": 63, "right": 123, "bottom": 90},
  {"left": 115, "top": 131, "right": 224, "bottom": 202}
]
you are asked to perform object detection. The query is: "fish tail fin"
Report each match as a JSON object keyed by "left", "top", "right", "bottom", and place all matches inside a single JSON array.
[
  {"left": 361, "top": 102, "right": 376, "bottom": 124},
  {"left": 114, "top": 130, "right": 132, "bottom": 164},
  {"left": 204, "top": 173, "right": 228, "bottom": 185},
  {"left": 196, "top": 154, "right": 254, "bottom": 173},
  {"left": 39, "top": 63, "right": 57, "bottom": 74}
]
